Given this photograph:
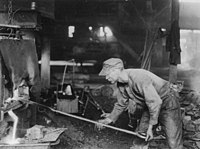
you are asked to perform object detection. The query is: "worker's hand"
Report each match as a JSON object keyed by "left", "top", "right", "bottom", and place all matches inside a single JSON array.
[
  {"left": 100, "top": 113, "right": 110, "bottom": 118},
  {"left": 5, "top": 97, "right": 14, "bottom": 103},
  {"left": 96, "top": 118, "right": 112, "bottom": 130},
  {"left": 145, "top": 124, "right": 153, "bottom": 141}
]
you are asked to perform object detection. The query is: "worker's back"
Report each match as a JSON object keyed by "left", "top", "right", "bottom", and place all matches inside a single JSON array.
[{"left": 126, "top": 69, "right": 169, "bottom": 98}]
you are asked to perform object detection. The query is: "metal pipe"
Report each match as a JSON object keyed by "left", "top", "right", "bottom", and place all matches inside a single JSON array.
[{"left": 30, "top": 101, "right": 145, "bottom": 139}]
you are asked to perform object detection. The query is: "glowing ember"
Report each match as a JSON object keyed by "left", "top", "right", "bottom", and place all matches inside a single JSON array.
[
  {"left": 7, "top": 138, "right": 20, "bottom": 145},
  {"left": 6, "top": 110, "right": 19, "bottom": 145},
  {"left": 1, "top": 133, "right": 20, "bottom": 145}
]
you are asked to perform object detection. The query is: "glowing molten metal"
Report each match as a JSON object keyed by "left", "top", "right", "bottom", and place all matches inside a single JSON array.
[{"left": 6, "top": 110, "right": 19, "bottom": 145}]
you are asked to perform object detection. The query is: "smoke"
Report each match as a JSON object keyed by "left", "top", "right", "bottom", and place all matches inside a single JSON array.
[{"left": 178, "top": 30, "right": 200, "bottom": 91}]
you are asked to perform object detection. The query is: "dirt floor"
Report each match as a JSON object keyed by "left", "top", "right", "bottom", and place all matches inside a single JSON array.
[
  {"left": 0, "top": 89, "right": 172, "bottom": 149},
  {"left": 37, "top": 109, "right": 135, "bottom": 149},
  {"left": 36, "top": 95, "right": 141, "bottom": 149},
  {"left": 1, "top": 85, "right": 199, "bottom": 148},
  {"left": 35, "top": 93, "right": 171, "bottom": 149}
]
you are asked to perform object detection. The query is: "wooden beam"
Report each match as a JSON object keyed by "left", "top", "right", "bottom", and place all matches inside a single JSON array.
[
  {"left": 169, "top": 0, "right": 180, "bottom": 83},
  {"left": 169, "top": 64, "right": 178, "bottom": 83},
  {"left": 41, "top": 37, "right": 50, "bottom": 90}
]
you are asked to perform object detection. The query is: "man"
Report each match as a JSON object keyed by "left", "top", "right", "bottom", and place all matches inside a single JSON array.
[{"left": 97, "top": 58, "right": 183, "bottom": 149}]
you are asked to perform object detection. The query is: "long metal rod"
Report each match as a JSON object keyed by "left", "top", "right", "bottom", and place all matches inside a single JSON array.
[
  {"left": 61, "top": 64, "right": 67, "bottom": 91},
  {"left": 30, "top": 101, "right": 145, "bottom": 139}
]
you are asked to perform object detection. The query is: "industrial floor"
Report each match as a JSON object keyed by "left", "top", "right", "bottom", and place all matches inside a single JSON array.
[{"left": 36, "top": 96, "right": 169, "bottom": 149}]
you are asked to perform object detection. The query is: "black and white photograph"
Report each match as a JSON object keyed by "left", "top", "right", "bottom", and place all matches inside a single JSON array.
[{"left": 0, "top": 0, "right": 199, "bottom": 148}]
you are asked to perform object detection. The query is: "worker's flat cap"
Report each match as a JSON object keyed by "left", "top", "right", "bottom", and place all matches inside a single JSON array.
[{"left": 99, "top": 58, "right": 124, "bottom": 76}]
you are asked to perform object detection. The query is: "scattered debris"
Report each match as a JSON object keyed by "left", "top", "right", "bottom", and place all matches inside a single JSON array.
[{"left": 0, "top": 124, "right": 66, "bottom": 146}]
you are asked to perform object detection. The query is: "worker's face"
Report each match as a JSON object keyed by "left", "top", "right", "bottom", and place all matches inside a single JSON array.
[{"left": 105, "top": 69, "right": 120, "bottom": 84}]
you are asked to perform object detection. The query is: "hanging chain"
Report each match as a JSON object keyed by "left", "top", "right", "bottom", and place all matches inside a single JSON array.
[{"left": 7, "top": 0, "right": 13, "bottom": 24}]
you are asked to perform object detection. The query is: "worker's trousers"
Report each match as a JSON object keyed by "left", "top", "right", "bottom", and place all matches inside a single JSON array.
[{"left": 132, "top": 89, "right": 183, "bottom": 149}]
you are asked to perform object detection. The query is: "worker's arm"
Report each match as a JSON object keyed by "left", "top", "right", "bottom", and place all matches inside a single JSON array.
[
  {"left": 142, "top": 83, "right": 162, "bottom": 125},
  {"left": 96, "top": 89, "right": 129, "bottom": 129},
  {"left": 108, "top": 89, "right": 129, "bottom": 123}
]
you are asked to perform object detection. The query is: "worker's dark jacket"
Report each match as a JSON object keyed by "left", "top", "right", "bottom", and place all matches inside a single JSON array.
[{"left": 108, "top": 69, "right": 172, "bottom": 125}]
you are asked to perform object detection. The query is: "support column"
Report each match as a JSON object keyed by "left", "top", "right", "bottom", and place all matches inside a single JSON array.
[
  {"left": 41, "top": 37, "right": 50, "bottom": 91},
  {"left": 169, "top": 0, "right": 180, "bottom": 83},
  {"left": 169, "top": 65, "right": 178, "bottom": 83}
]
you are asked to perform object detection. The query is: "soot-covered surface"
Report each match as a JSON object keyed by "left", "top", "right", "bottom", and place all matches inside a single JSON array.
[{"left": 36, "top": 96, "right": 135, "bottom": 149}]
